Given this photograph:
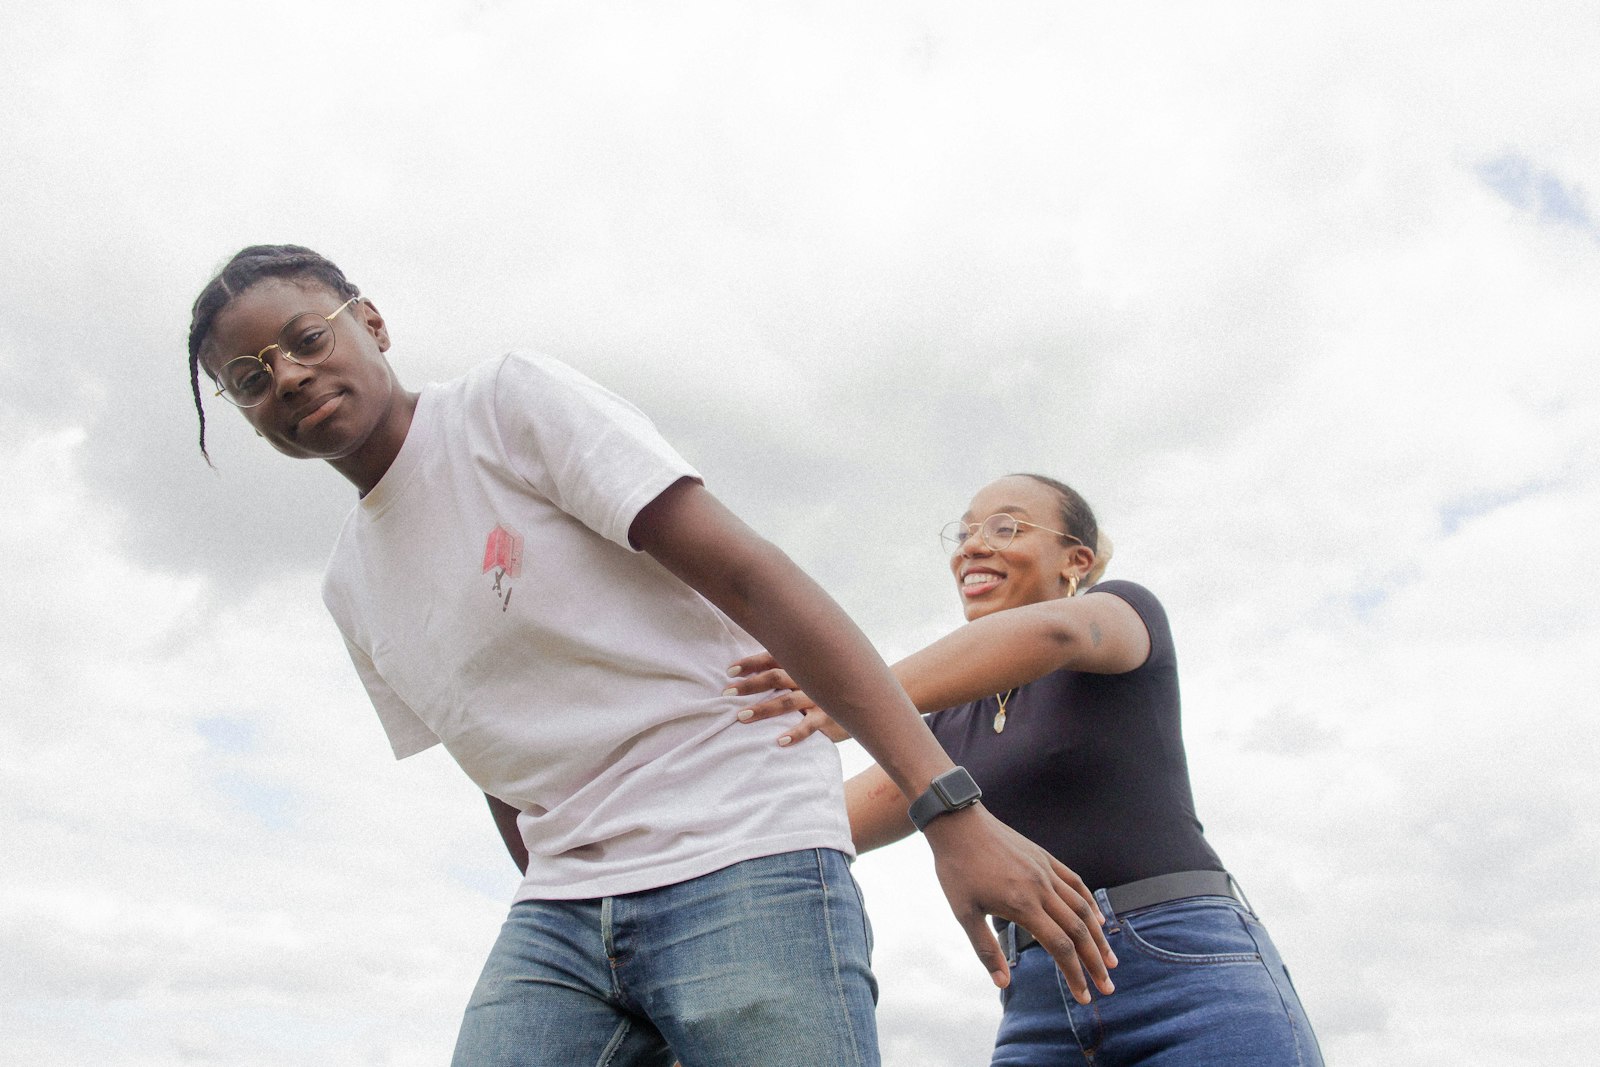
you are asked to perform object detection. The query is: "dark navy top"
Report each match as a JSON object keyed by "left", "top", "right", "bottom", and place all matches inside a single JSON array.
[{"left": 926, "top": 580, "right": 1224, "bottom": 892}]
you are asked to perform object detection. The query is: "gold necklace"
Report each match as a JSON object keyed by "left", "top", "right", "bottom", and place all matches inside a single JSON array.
[{"left": 993, "top": 688, "right": 1016, "bottom": 733}]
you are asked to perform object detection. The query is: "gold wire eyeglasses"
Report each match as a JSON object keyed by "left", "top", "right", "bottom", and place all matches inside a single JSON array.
[
  {"left": 940, "top": 513, "right": 1083, "bottom": 554},
  {"left": 211, "top": 296, "right": 362, "bottom": 408}
]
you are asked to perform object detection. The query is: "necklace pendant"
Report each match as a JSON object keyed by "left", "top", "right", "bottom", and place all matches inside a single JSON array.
[{"left": 992, "top": 687, "right": 1014, "bottom": 733}]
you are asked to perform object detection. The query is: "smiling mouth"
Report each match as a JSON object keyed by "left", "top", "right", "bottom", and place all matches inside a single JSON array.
[
  {"left": 961, "top": 572, "right": 1003, "bottom": 597},
  {"left": 294, "top": 392, "right": 344, "bottom": 433}
]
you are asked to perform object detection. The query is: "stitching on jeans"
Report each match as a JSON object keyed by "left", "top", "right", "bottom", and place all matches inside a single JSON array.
[
  {"left": 1054, "top": 959, "right": 1104, "bottom": 1057},
  {"left": 1119, "top": 900, "right": 1260, "bottom": 966},
  {"left": 596, "top": 1017, "right": 630, "bottom": 1067},
  {"left": 1237, "top": 911, "right": 1311, "bottom": 1065},
  {"left": 815, "top": 849, "right": 865, "bottom": 1067},
  {"left": 601, "top": 896, "right": 627, "bottom": 1001}
]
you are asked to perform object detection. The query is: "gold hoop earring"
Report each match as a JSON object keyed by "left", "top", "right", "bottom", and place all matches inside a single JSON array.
[{"left": 1067, "top": 575, "right": 1079, "bottom": 597}]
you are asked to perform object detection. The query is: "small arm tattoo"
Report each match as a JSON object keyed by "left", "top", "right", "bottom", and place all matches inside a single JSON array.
[{"left": 1089, "top": 621, "right": 1104, "bottom": 648}]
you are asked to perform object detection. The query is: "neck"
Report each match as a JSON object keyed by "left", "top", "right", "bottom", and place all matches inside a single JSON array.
[{"left": 333, "top": 386, "right": 420, "bottom": 496}]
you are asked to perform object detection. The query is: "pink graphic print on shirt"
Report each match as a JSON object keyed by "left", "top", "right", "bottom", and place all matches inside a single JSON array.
[{"left": 483, "top": 524, "right": 522, "bottom": 611}]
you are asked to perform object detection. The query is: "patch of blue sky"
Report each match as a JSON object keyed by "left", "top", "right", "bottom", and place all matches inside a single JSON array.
[
  {"left": 1319, "top": 567, "right": 1413, "bottom": 622},
  {"left": 1439, "top": 480, "right": 1547, "bottom": 536},
  {"left": 1334, "top": 564, "right": 1419, "bottom": 622},
  {"left": 196, "top": 715, "right": 257, "bottom": 753},
  {"left": 1348, "top": 585, "right": 1391, "bottom": 619},
  {"left": 1477, "top": 153, "right": 1597, "bottom": 234},
  {"left": 215, "top": 771, "right": 297, "bottom": 830}
]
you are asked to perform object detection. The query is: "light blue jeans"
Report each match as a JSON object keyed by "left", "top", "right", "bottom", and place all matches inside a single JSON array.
[
  {"left": 993, "top": 891, "right": 1323, "bottom": 1066},
  {"left": 451, "top": 848, "right": 878, "bottom": 1067}
]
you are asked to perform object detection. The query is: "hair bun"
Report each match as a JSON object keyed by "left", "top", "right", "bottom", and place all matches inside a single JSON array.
[{"left": 1084, "top": 532, "right": 1114, "bottom": 586}]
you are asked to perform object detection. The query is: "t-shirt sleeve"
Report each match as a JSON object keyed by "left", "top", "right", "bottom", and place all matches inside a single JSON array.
[
  {"left": 1084, "top": 579, "right": 1175, "bottom": 668},
  {"left": 489, "top": 353, "right": 700, "bottom": 550},
  {"left": 340, "top": 633, "right": 441, "bottom": 760}
]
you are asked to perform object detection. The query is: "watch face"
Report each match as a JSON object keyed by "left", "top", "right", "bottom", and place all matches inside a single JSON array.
[{"left": 936, "top": 768, "right": 982, "bottom": 808}]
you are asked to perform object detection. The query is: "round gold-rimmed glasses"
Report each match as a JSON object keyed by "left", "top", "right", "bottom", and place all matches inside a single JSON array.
[
  {"left": 210, "top": 296, "right": 361, "bottom": 408},
  {"left": 940, "top": 513, "right": 1082, "bottom": 554}
]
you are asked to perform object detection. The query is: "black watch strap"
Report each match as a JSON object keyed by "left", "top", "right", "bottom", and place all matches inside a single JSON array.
[{"left": 908, "top": 767, "right": 983, "bottom": 831}]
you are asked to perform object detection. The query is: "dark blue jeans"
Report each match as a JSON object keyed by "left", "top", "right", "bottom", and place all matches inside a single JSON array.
[
  {"left": 993, "top": 892, "right": 1323, "bottom": 1066},
  {"left": 451, "top": 848, "right": 878, "bottom": 1067}
]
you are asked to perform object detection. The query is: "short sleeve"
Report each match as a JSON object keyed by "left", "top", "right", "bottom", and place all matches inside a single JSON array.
[
  {"left": 340, "top": 634, "right": 440, "bottom": 760},
  {"left": 489, "top": 354, "right": 700, "bottom": 550},
  {"left": 1084, "top": 580, "right": 1175, "bottom": 668}
]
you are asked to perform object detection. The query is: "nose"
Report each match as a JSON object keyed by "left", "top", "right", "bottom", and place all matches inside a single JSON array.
[
  {"left": 957, "top": 525, "right": 991, "bottom": 556},
  {"left": 272, "top": 352, "right": 316, "bottom": 397}
]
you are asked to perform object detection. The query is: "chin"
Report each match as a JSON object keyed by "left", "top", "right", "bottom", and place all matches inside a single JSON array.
[{"left": 961, "top": 600, "right": 1002, "bottom": 622}]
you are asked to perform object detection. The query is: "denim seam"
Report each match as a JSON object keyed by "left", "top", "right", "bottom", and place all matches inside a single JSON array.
[
  {"left": 595, "top": 1017, "right": 631, "bottom": 1067},
  {"left": 1238, "top": 911, "right": 1310, "bottom": 1066},
  {"left": 1052, "top": 959, "right": 1104, "bottom": 1058},
  {"left": 1119, "top": 900, "right": 1262, "bottom": 966},
  {"left": 815, "top": 849, "right": 866, "bottom": 1067},
  {"left": 600, "top": 896, "right": 626, "bottom": 1001}
]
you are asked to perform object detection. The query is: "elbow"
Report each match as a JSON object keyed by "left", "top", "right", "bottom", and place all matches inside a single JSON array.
[
  {"left": 1040, "top": 610, "right": 1082, "bottom": 659},
  {"left": 1026, "top": 604, "right": 1095, "bottom": 674}
]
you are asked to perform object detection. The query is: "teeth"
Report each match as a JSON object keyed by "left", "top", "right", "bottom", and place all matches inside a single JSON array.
[{"left": 963, "top": 573, "right": 1000, "bottom": 586}]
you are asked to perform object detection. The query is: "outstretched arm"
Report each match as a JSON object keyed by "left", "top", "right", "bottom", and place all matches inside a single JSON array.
[
  {"left": 895, "top": 593, "right": 1149, "bottom": 707},
  {"left": 729, "top": 588, "right": 1151, "bottom": 744},
  {"left": 629, "top": 478, "right": 1116, "bottom": 997}
]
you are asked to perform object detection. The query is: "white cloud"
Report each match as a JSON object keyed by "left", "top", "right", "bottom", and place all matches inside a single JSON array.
[{"left": 3, "top": 1, "right": 1599, "bottom": 1063}]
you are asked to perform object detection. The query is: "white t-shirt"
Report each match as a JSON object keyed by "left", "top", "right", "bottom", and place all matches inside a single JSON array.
[{"left": 322, "top": 353, "right": 852, "bottom": 899}]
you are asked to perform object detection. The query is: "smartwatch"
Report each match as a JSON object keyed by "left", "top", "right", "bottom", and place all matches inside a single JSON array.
[{"left": 908, "top": 766, "right": 983, "bottom": 831}]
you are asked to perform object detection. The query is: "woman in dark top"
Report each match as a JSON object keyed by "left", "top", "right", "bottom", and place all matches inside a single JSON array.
[{"left": 730, "top": 474, "right": 1323, "bottom": 1066}]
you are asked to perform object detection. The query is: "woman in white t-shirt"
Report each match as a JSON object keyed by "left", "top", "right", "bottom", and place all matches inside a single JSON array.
[{"left": 185, "top": 244, "right": 1117, "bottom": 1067}]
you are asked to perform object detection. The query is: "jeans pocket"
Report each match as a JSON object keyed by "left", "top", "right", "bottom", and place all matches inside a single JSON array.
[{"left": 1117, "top": 898, "right": 1262, "bottom": 965}]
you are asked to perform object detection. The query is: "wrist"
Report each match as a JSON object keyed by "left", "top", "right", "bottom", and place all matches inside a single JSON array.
[{"left": 908, "top": 766, "right": 984, "bottom": 831}]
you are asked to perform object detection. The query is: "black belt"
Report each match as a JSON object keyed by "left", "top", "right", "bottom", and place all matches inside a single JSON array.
[{"left": 993, "top": 870, "right": 1242, "bottom": 954}]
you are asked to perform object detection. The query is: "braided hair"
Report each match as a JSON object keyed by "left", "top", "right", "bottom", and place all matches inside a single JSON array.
[{"left": 187, "top": 245, "right": 361, "bottom": 463}]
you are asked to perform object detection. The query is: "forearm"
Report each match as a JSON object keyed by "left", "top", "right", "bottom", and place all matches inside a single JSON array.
[
  {"left": 632, "top": 480, "right": 953, "bottom": 799},
  {"left": 713, "top": 539, "right": 955, "bottom": 798},
  {"left": 847, "top": 764, "right": 916, "bottom": 853},
  {"left": 892, "top": 593, "right": 1146, "bottom": 709},
  {"left": 891, "top": 601, "right": 1075, "bottom": 711}
]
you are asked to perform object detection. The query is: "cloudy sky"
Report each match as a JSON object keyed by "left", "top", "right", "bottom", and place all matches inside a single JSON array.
[{"left": 3, "top": 1, "right": 1597, "bottom": 1063}]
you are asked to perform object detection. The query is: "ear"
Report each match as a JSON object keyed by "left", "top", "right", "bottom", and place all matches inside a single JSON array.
[
  {"left": 1060, "top": 544, "right": 1095, "bottom": 582},
  {"left": 355, "top": 298, "right": 392, "bottom": 352}
]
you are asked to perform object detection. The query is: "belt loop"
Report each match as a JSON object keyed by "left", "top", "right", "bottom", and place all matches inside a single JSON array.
[
  {"left": 1228, "top": 874, "right": 1257, "bottom": 917},
  {"left": 1094, "top": 887, "right": 1118, "bottom": 931}
]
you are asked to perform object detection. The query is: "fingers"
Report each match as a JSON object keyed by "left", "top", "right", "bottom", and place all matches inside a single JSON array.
[
  {"left": 774, "top": 708, "right": 833, "bottom": 746},
  {"left": 1049, "top": 858, "right": 1117, "bottom": 976},
  {"left": 726, "top": 651, "right": 778, "bottom": 678},
  {"left": 733, "top": 688, "right": 816, "bottom": 724},
  {"left": 1017, "top": 864, "right": 1115, "bottom": 1003},
  {"left": 724, "top": 657, "right": 816, "bottom": 739},
  {"left": 928, "top": 810, "right": 1117, "bottom": 1003},
  {"left": 723, "top": 665, "right": 799, "bottom": 697},
  {"left": 956, "top": 909, "right": 1012, "bottom": 990},
  {"left": 1034, "top": 886, "right": 1116, "bottom": 1003},
  {"left": 815, "top": 713, "right": 852, "bottom": 743}
]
